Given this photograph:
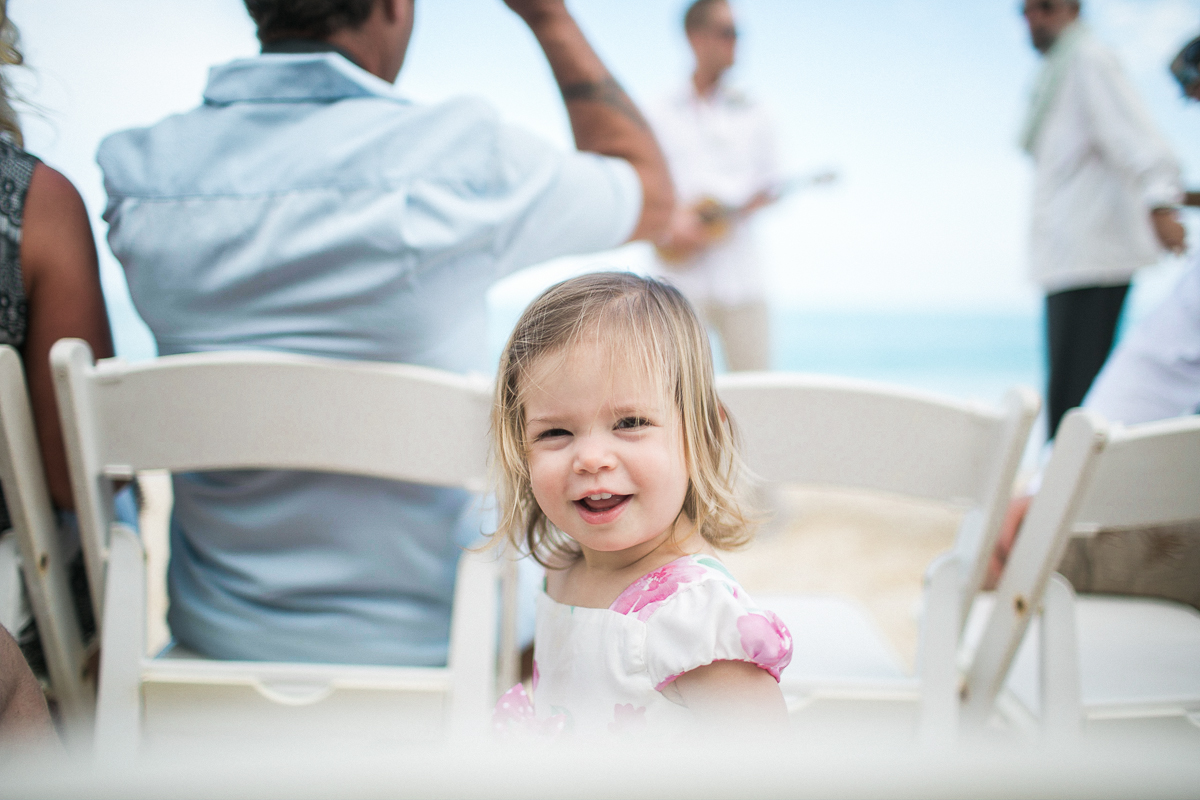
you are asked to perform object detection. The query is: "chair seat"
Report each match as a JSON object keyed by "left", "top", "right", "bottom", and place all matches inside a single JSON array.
[
  {"left": 970, "top": 592, "right": 1200, "bottom": 718},
  {"left": 1075, "top": 596, "right": 1200, "bottom": 712},
  {"left": 760, "top": 594, "right": 907, "bottom": 688}
]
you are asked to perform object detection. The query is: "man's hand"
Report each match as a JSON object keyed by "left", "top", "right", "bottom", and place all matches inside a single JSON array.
[
  {"left": 984, "top": 494, "right": 1033, "bottom": 590},
  {"left": 658, "top": 204, "right": 711, "bottom": 266},
  {"left": 740, "top": 188, "right": 779, "bottom": 216},
  {"left": 1151, "top": 207, "right": 1187, "bottom": 254},
  {"left": 503, "top": 0, "right": 673, "bottom": 243}
]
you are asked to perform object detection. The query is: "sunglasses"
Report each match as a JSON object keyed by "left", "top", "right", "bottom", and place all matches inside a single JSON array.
[
  {"left": 1020, "top": 1, "right": 1069, "bottom": 15},
  {"left": 702, "top": 25, "right": 738, "bottom": 41},
  {"left": 1171, "top": 38, "right": 1200, "bottom": 95}
]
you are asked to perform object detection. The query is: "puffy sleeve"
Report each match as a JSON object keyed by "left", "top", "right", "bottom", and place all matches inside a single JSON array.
[{"left": 641, "top": 575, "right": 793, "bottom": 692}]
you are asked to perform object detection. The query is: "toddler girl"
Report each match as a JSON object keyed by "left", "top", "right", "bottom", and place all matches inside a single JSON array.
[{"left": 492, "top": 272, "right": 791, "bottom": 737}]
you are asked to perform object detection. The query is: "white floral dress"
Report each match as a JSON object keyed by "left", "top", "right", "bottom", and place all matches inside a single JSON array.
[{"left": 494, "top": 554, "right": 793, "bottom": 738}]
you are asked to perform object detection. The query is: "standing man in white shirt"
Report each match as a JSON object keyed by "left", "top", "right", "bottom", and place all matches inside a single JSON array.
[
  {"left": 1019, "top": 0, "right": 1186, "bottom": 438},
  {"left": 648, "top": 0, "right": 779, "bottom": 372}
]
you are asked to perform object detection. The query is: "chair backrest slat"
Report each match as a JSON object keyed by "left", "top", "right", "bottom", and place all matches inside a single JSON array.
[
  {"left": 718, "top": 373, "right": 1023, "bottom": 505},
  {"left": 51, "top": 339, "right": 493, "bottom": 627},
  {"left": 88, "top": 353, "right": 491, "bottom": 488},
  {"left": 1073, "top": 416, "right": 1200, "bottom": 530}
]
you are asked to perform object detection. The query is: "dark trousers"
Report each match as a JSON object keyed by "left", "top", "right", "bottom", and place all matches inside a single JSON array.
[{"left": 1045, "top": 284, "right": 1129, "bottom": 438}]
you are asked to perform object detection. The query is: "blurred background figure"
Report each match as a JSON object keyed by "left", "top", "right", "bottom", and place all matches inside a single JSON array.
[
  {"left": 649, "top": 0, "right": 780, "bottom": 372},
  {"left": 1019, "top": 0, "right": 1186, "bottom": 439},
  {"left": 0, "top": 0, "right": 114, "bottom": 702}
]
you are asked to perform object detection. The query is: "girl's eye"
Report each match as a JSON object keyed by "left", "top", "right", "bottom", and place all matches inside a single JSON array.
[
  {"left": 616, "top": 416, "right": 650, "bottom": 430},
  {"left": 535, "top": 428, "right": 571, "bottom": 441}
]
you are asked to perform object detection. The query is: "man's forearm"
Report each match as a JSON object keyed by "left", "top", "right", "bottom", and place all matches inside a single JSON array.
[{"left": 510, "top": 3, "right": 672, "bottom": 241}]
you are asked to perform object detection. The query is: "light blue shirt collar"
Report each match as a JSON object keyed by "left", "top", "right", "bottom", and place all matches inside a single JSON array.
[{"left": 203, "top": 53, "right": 400, "bottom": 106}]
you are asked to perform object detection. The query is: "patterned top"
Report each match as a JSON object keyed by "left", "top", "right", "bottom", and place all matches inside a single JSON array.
[
  {"left": 494, "top": 554, "right": 793, "bottom": 738},
  {"left": 0, "top": 138, "right": 33, "bottom": 348}
]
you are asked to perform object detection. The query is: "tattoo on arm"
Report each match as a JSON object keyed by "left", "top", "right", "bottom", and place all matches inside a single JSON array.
[{"left": 561, "top": 75, "right": 648, "bottom": 130}]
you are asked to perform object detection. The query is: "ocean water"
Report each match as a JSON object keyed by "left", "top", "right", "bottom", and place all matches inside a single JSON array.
[{"left": 767, "top": 309, "right": 1043, "bottom": 407}]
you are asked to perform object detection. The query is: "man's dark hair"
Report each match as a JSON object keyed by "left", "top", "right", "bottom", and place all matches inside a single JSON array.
[
  {"left": 683, "top": 0, "right": 727, "bottom": 33},
  {"left": 244, "top": 0, "right": 377, "bottom": 42}
]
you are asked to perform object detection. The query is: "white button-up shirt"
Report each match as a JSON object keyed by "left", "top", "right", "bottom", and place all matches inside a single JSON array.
[
  {"left": 98, "top": 53, "right": 640, "bottom": 666},
  {"left": 647, "top": 82, "right": 779, "bottom": 306},
  {"left": 1028, "top": 25, "right": 1182, "bottom": 292}
]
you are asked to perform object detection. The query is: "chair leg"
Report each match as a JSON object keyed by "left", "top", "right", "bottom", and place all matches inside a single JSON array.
[
  {"left": 0, "top": 531, "right": 20, "bottom": 633},
  {"left": 93, "top": 525, "right": 146, "bottom": 763},
  {"left": 496, "top": 554, "right": 520, "bottom": 695},
  {"left": 1039, "top": 573, "right": 1082, "bottom": 743},
  {"left": 446, "top": 548, "right": 497, "bottom": 739},
  {"left": 916, "top": 552, "right": 962, "bottom": 749}
]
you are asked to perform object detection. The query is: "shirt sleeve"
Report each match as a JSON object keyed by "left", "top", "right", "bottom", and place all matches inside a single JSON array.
[
  {"left": 642, "top": 576, "right": 793, "bottom": 691},
  {"left": 1077, "top": 46, "right": 1182, "bottom": 210},
  {"left": 1084, "top": 253, "right": 1200, "bottom": 424},
  {"left": 487, "top": 122, "right": 642, "bottom": 278}
]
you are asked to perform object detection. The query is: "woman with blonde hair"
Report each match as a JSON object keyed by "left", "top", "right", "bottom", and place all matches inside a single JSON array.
[{"left": 0, "top": 0, "right": 114, "bottom": 734}]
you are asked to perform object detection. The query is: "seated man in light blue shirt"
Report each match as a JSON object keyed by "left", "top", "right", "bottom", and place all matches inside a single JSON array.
[{"left": 96, "top": 0, "right": 672, "bottom": 665}]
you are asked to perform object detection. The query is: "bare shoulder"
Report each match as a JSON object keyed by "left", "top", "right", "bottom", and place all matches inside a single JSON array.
[
  {"left": 25, "top": 162, "right": 88, "bottom": 223},
  {"left": 21, "top": 162, "right": 98, "bottom": 287}
]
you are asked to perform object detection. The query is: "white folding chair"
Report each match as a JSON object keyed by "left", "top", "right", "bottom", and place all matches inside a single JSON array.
[
  {"left": 50, "top": 338, "right": 506, "bottom": 759},
  {"left": 963, "top": 410, "right": 1200, "bottom": 741},
  {"left": 716, "top": 372, "right": 1038, "bottom": 743},
  {"left": 0, "top": 345, "right": 94, "bottom": 727}
]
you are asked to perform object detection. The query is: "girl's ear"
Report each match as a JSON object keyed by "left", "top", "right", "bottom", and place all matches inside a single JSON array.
[{"left": 718, "top": 402, "right": 728, "bottom": 424}]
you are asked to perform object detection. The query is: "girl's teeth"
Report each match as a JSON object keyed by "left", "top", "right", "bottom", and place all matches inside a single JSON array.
[{"left": 588, "top": 493, "right": 612, "bottom": 500}]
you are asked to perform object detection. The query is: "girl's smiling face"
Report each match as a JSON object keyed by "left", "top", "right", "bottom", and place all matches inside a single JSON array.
[{"left": 522, "top": 339, "right": 692, "bottom": 568}]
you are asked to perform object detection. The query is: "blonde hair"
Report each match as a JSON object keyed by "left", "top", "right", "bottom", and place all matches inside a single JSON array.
[
  {"left": 491, "top": 272, "right": 755, "bottom": 567},
  {"left": 0, "top": 1, "right": 24, "bottom": 147}
]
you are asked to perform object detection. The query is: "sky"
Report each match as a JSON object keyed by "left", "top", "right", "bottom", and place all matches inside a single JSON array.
[{"left": 9, "top": 0, "right": 1200, "bottom": 359}]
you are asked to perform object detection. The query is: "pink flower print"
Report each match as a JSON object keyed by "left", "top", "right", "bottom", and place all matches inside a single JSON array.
[
  {"left": 492, "top": 682, "right": 568, "bottom": 738},
  {"left": 610, "top": 558, "right": 708, "bottom": 621},
  {"left": 608, "top": 703, "right": 647, "bottom": 734},
  {"left": 737, "top": 610, "right": 793, "bottom": 681},
  {"left": 492, "top": 683, "right": 536, "bottom": 733}
]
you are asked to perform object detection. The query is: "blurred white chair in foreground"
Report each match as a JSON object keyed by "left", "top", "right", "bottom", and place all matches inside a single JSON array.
[
  {"left": 963, "top": 409, "right": 1200, "bottom": 740},
  {"left": 717, "top": 372, "right": 1038, "bottom": 743},
  {"left": 0, "top": 345, "right": 94, "bottom": 729},
  {"left": 51, "top": 339, "right": 506, "bottom": 759}
]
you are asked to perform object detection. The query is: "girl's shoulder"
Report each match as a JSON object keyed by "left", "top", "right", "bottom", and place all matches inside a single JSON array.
[{"left": 608, "top": 553, "right": 743, "bottom": 621}]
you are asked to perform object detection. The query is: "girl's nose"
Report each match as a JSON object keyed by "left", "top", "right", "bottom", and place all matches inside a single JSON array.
[{"left": 573, "top": 434, "right": 616, "bottom": 473}]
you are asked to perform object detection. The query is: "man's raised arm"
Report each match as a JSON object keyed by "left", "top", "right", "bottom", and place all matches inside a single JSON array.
[{"left": 505, "top": 0, "right": 674, "bottom": 243}]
